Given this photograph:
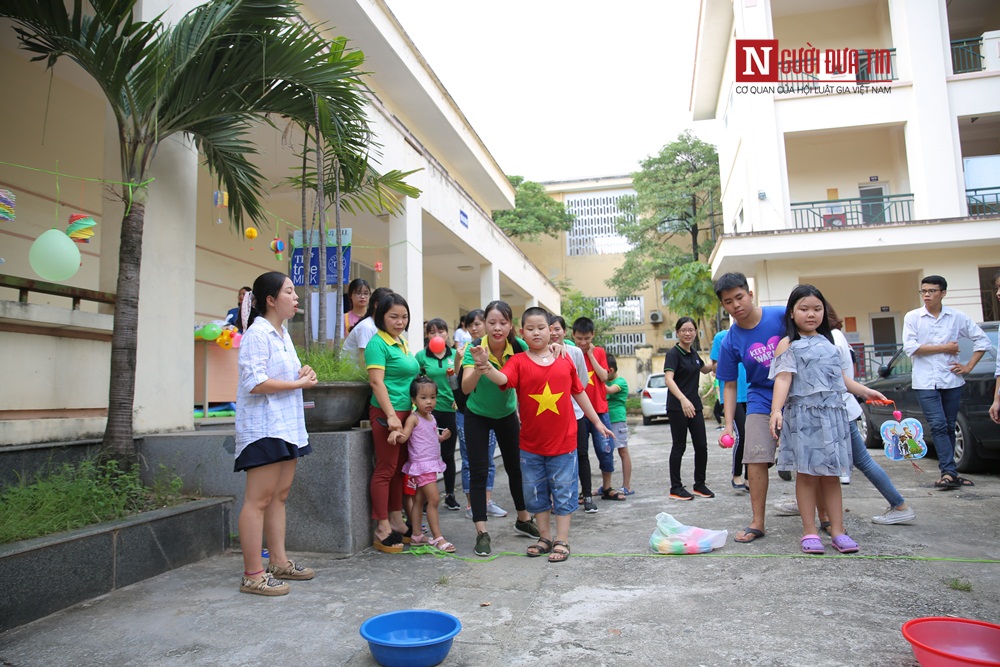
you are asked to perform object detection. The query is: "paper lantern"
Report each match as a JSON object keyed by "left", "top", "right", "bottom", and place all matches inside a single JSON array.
[
  {"left": 245, "top": 227, "right": 258, "bottom": 240},
  {"left": 374, "top": 261, "right": 383, "bottom": 273},
  {"left": 29, "top": 229, "right": 81, "bottom": 281},
  {"left": 66, "top": 214, "right": 97, "bottom": 244}
]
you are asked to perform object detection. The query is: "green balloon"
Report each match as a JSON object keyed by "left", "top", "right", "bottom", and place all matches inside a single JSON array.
[
  {"left": 201, "top": 323, "right": 222, "bottom": 341},
  {"left": 29, "top": 229, "right": 81, "bottom": 282}
]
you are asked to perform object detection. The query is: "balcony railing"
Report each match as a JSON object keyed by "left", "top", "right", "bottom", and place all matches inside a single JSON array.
[
  {"left": 967, "top": 187, "right": 1000, "bottom": 217},
  {"left": 951, "top": 38, "right": 985, "bottom": 74},
  {"left": 778, "top": 48, "right": 897, "bottom": 84},
  {"left": 790, "top": 194, "right": 914, "bottom": 230}
]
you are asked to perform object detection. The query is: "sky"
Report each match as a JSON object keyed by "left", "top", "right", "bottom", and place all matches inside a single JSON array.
[{"left": 383, "top": 1, "right": 719, "bottom": 183}]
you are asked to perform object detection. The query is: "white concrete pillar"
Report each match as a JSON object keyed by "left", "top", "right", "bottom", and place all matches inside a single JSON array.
[
  {"left": 389, "top": 197, "right": 423, "bottom": 339},
  {"left": 479, "top": 263, "right": 499, "bottom": 307},
  {"left": 889, "top": 0, "right": 965, "bottom": 219},
  {"left": 734, "top": 0, "right": 788, "bottom": 232},
  {"left": 984, "top": 31, "right": 1000, "bottom": 72},
  {"left": 134, "top": 133, "right": 199, "bottom": 433}
]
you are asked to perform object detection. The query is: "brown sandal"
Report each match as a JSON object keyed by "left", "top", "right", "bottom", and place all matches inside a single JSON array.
[
  {"left": 526, "top": 537, "right": 553, "bottom": 558},
  {"left": 548, "top": 541, "right": 570, "bottom": 563}
]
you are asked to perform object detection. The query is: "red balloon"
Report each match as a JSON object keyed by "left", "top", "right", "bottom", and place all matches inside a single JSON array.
[{"left": 428, "top": 336, "right": 445, "bottom": 354}]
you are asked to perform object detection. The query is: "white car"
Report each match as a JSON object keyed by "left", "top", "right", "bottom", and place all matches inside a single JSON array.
[{"left": 640, "top": 373, "right": 669, "bottom": 426}]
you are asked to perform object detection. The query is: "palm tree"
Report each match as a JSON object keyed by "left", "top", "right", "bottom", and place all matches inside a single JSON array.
[{"left": 2, "top": 0, "right": 377, "bottom": 459}]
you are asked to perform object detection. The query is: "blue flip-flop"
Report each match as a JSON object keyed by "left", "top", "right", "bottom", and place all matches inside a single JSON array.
[{"left": 621, "top": 487, "right": 636, "bottom": 496}]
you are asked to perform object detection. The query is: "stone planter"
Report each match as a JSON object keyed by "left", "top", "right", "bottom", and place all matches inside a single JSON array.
[
  {"left": 0, "top": 498, "right": 231, "bottom": 633},
  {"left": 302, "top": 381, "right": 371, "bottom": 432}
]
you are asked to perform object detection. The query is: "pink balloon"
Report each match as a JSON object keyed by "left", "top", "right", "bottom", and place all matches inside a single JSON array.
[
  {"left": 893, "top": 410, "right": 902, "bottom": 421},
  {"left": 231, "top": 333, "right": 242, "bottom": 348}
]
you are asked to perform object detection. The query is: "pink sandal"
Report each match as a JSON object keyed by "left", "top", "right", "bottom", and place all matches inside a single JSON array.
[
  {"left": 409, "top": 534, "right": 429, "bottom": 546},
  {"left": 429, "top": 536, "right": 455, "bottom": 553}
]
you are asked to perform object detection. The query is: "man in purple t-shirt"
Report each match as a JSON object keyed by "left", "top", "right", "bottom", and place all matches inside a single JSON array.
[{"left": 714, "top": 272, "right": 786, "bottom": 544}]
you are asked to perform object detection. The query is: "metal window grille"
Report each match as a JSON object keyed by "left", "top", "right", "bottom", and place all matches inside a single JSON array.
[
  {"left": 565, "top": 189, "right": 634, "bottom": 256},
  {"left": 604, "top": 332, "right": 646, "bottom": 357},
  {"left": 593, "top": 295, "right": 644, "bottom": 326}
]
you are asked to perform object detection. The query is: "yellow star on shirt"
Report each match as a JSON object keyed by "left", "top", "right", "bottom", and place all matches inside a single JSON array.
[
  {"left": 529, "top": 382, "right": 563, "bottom": 416},
  {"left": 587, "top": 370, "right": 595, "bottom": 386}
]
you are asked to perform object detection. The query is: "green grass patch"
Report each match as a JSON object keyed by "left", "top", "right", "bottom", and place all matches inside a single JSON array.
[
  {"left": 298, "top": 348, "right": 369, "bottom": 382},
  {"left": 625, "top": 396, "right": 641, "bottom": 415},
  {"left": 0, "top": 459, "right": 188, "bottom": 545},
  {"left": 943, "top": 577, "right": 973, "bottom": 592}
]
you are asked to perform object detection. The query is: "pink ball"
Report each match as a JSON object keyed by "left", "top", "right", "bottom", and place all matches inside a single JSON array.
[
  {"left": 720, "top": 434, "right": 735, "bottom": 448},
  {"left": 893, "top": 410, "right": 902, "bottom": 421},
  {"left": 428, "top": 336, "right": 445, "bottom": 354}
]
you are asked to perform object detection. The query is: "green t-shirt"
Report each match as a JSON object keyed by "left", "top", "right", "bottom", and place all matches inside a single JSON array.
[
  {"left": 606, "top": 376, "right": 629, "bottom": 424},
  {"left": 414, "top": 348, "right": 457, "bottom": 413},
  {"left": 461, "top": 337, "right": 526, "bottom": 419},
  {"left": 364, "top": 331, "right": 420, "bottom": 411}
]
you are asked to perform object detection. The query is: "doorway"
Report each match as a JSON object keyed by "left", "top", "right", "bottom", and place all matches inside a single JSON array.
[
  {"left": 870, "top": 313, "right": 899, "bottom": 360},
  {"left": 859, "top": 184, "right": 888, "bottom": 224}
]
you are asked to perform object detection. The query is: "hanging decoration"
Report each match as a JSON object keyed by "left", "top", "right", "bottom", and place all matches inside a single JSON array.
[
  {"left": 214, "top": 190, "right": 228, "bottom": 225},
  {"left": 374, "top": 260, "right": 383, "bottom": 273},
  {"left": 245, "top": 226, "right": 258, "bottom": 251},
  {"left": 270, "top": 237, "right": 285, "bottom": 261},
  {"left": 0, "top": 189, "right": 14, "bottom": 221},
  {"left": 29, "top": 229, "right": 81, "bottom": 282},
  {"left": 66, "top": 214, "right": 97, "bottom": 243}
]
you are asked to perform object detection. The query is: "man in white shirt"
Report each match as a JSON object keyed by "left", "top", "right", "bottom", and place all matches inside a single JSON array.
[{"left": 902, "top": 275, "right": 990, "bottom": 489}]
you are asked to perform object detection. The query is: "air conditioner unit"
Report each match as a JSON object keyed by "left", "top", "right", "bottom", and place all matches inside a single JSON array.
[{"left": 649, "top": 310, "right": 664, "bottom": 324}]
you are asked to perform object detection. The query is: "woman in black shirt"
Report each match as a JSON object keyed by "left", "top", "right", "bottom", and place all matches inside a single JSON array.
[{"left": 663, "top": 317, "right": 714, "bottom": 500}]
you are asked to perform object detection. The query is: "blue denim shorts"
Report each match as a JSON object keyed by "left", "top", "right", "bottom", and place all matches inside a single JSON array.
[
  {"left": 583, "top": 412, "right": 615, "bottom": 472},
  {"left": 520, "top": 450, "right": 579, "bottom": 516}
]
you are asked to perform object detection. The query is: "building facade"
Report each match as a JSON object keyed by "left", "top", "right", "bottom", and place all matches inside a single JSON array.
[
  {"left": 691, "top": 0, "right": 1000, "bottom": 367},
  {"left": 0, "top": 0, "right": 559, "bottom": 445}
]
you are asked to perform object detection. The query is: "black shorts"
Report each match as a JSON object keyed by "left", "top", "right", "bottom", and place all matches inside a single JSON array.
[{"left": 234, "top": 437, "right": 312, "bottom": 472}]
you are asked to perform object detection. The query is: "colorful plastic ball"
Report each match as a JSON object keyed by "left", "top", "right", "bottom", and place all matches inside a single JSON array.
[
  {"left": 200, "top": 323, "right": 222, "bottom": 341},
  {"left": 29, "top": 229, "right": 81, "bottom": 282},
  {"left": 720, "top": 434, "right": 735, "bottom": 448},
  {"left": 269, "top": 238, "right": 285, "bottom": 253},
  {"left": 428, "top": 336, "right": 446, "bottom": 354},
  {"left": 244, "top": 227, "right": 258, "bottom": 240}
]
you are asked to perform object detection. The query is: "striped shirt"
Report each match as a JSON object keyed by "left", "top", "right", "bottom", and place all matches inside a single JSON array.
[{"left": 235, "top": 317, "right": 308, "bottom": 457}]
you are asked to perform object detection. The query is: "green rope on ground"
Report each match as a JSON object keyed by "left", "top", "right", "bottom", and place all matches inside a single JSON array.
[{"left": 401, "top": 545, "right": 1000, "bottom": 564}]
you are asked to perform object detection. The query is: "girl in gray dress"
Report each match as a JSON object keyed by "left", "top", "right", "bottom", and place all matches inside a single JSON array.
[{"left": 767, "top": 285, "right": 886, "bottom": 555}]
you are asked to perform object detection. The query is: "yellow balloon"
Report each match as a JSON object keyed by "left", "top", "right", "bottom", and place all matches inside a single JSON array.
[{"left": 244, "top": 227, "right": 258, "bottom": 240}]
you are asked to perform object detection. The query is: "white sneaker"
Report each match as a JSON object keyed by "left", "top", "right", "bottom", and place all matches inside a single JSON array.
[
  {"left": 486, "top": 500, "right": 508, "bottom": 517},
  {"left": 871, "top": 506, "right": 915, "bottom": 525},
  {"left": 465, "top": 507, "right": 473, "bottom": 520},
  {"left": 773, "top": 500, "right": 799, "bottom": 516},
  {"left": 840, "top": 475, "right": 851, "bottom": 484}
]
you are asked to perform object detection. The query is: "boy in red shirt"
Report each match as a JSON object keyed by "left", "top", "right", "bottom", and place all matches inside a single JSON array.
[
  {"left": 472, "top": 307, "right": 613, "bottom": 562},
  {"left": 572, "top": 317, "right": 625, "bottom": 501}
]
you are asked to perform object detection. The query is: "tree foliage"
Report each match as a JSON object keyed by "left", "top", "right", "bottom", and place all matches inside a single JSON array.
[
  {"left": 606, "top": 131, "right": 721, "bottom": 322},
  {"left": 661, "top": 262, "right": 718, "bottom": 326},
  {"left": 493, "top": 176, "right": 574, "bottom": 241},
  {"left": 556, "top": 280, "right": 615, "bottom": 346}
]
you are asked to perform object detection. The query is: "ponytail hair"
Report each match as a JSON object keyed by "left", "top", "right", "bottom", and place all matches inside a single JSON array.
[
  {"left": 409, "top": 370, "right": 437, "bottom": 399},
  {"left": 245, "top": 271, "right": 288, "bottom": 330}
]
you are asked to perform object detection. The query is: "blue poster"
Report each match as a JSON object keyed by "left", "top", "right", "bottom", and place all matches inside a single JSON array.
[{"left": 290, "top": 229, "right": 352, "bottom": 286}]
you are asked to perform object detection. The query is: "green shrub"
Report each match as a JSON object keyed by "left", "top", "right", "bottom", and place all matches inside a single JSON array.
[
  {"left": 626, "top": 396, "right": 641, "bottom": 414},
  {"left": 298, "top": 348, "right": 369, "bottom": 382},
  {"left": 0, "top": 459, "right": 187, "bottom": 544}
]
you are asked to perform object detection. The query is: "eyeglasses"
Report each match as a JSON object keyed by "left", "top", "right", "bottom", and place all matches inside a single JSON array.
[{"left": 918, "top": 289, "right": 941, "bottom": 296}]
